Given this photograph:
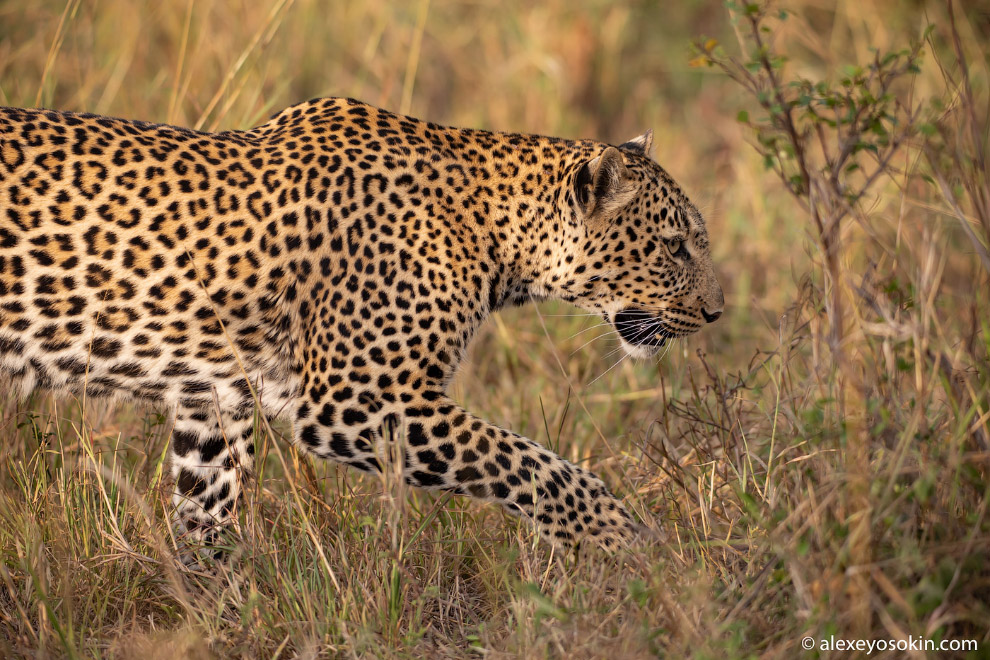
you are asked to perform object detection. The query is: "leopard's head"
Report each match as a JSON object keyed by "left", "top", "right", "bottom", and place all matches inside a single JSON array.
[{"left": 556, "top": 131, "right": 723, "bottom": 358}]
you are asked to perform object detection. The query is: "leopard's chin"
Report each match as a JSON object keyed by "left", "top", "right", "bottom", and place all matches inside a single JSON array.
[{"left": 618, "top": 336, "right": 666, "bottom": 359}]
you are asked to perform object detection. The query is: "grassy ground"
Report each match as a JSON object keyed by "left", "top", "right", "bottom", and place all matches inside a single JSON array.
[{"left": 1, "top": 0, "right": 988, "bottom": 657}]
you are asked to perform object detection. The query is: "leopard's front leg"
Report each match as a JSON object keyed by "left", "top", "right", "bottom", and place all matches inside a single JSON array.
[
  {"left": 406, "top": 399, "right": 638, "bottom": 550},
  {"left": 297, "top": 394, "right": 638, "bottom": 550}
]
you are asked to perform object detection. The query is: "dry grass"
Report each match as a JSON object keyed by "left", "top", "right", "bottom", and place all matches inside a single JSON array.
[{"left": 1, "top": 0, "right": 988, "bottom": 657}]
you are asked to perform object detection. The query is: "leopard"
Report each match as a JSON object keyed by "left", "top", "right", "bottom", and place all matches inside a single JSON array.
[{"left": 0, "top": 96, "right": 722, "bottom": 556}]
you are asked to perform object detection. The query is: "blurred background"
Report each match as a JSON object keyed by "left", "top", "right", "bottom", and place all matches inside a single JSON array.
[{"left": 1, "top": 1, "right": 988, "bottom": 657}]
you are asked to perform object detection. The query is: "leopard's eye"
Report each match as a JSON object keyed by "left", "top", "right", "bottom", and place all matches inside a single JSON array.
[{"left": 664, "top": 238, "right": 688, "bottom": 259}]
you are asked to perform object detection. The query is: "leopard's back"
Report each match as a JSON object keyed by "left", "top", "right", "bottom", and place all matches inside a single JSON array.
[{"left": 0, "top": 107, "right": 297, "bottom": 411}]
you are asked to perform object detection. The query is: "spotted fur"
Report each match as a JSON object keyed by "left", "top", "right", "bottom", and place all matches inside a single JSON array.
[{"left": 0, "top": 97, "right": 722, "bottom": 553}]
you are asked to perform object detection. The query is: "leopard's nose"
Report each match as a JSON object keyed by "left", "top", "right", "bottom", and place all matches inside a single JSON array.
[
  {"left": 700, "top": 279, "right": 724, "bottom": 324},
  {"left": 701, "top": 307, "right": 722, "bottom": 323}
]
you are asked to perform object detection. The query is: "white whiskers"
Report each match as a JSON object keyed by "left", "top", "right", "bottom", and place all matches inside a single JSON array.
[{"left": 587, "top": 351, "right": 631, "bottom": 387}]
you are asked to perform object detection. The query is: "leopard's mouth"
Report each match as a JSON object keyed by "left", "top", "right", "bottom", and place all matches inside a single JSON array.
[{"left": 611, "top": 308, "right": 670, "bottom": 351}]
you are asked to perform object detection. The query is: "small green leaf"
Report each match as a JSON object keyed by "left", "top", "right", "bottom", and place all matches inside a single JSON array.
[{"left": 628, "top": 579, "right": 650, "bottom": 607}]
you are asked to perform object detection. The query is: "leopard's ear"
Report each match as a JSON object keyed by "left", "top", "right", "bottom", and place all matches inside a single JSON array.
[
  {"left": 618, "top": 129, "right": 653, "bottom": 157},
  {"left": 574, "top": 146, "right": 639, "bottom": 220}
]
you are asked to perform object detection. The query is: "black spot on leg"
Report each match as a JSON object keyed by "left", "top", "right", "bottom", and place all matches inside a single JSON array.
[
  {"left": 454, "top": 466, "right": 482, "bottom": 482},
  {"left": 412, "top": 471, "right": 444, "bottom": 487},
  {"left": 330, "top": 433, "right": 354, "bottom": 457},
  {"left": 199, "top": 435, "right": 226, "bottom": 462},
  {"left": 301, "top": 424, "right": 321, "bottom": 448},
  {"left": 177, "top": 469, "right": 206, "bottom": 497},
  {"left": 491, "top": 482, "right": 510, "bottom": 499},
  {"left": 546, "top": 481, "right": 560, "bottom": 498},
  {"left": 342, "top": 408, "right": 367, "bottom": 425},
  {"left": 317, "top": 403, "right": 335, "bottom": 425},
  {"left": 407, "top": 422, "right": 428, "bottom": 446},
  {"left": 173, "top": 430, "right": 198, "bottom": 457}
]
